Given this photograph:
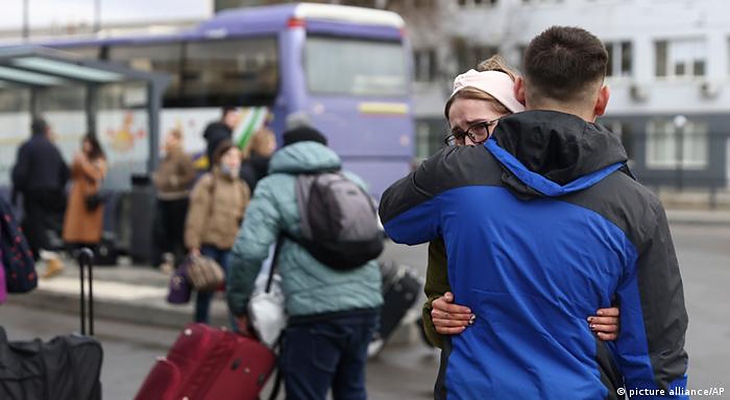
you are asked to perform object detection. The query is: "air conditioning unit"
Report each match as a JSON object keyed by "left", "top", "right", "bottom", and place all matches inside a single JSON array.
[
  {"left": 629, "top": 83, "right": 649, "bottom": 102},
  {"left": 700, "top": 80, "right": 721, "bottom": 99}
]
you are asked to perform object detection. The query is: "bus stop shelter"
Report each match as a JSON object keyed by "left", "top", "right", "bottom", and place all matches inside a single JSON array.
[
  {"left": 0, "top": 45, "right": 170, "bottom": 173},
  {"left": 0, "top": 45, "right": 171, "bottom": 263}
]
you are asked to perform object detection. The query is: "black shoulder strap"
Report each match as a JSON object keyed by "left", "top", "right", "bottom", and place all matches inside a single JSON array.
[
  {"left": 264, "top": 235, "right": 284, "bottom": 293},
  {"left": 265, "top": 235, "right": 285, "bottom": 400}
]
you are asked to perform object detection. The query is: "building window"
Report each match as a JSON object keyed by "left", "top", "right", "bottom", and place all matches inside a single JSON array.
[
  {"left": 456, "top": 44, "right": 498, "bottom": 72},
  {"left": 414, "top": 48, "right": 437, "bottom": 82},
  {"left": 457, "top": 0, "right": 498, "bottom": 7},
  {"left": 515, "top": 45, "right": 527, "bottom": 70},
  {"left": 415, "top": 120, "right": 444, "bottom": 159},
  {"left": 605, "top": 41, "right": 633, "bottom": 77},
  {"left": 646, "top": 118, "right": 708, "bottom": 169},
  {"left": 604, "top": 121, "right": 634, "bottom": 162},
  {"left": 655, "top": 38, "right": 707, "bottom": 78},
  {"left": 522, "top": 0, "right": 564, "bottom": 4}
]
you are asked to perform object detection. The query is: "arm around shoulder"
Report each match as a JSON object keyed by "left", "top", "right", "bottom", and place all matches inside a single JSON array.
[{"left": 379, "top": 150, "right": 452, "bottom": 246}]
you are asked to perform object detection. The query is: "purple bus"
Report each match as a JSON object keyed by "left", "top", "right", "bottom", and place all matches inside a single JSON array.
[{"left": 33, "top": 3, "right": 415, "bottom": 199}]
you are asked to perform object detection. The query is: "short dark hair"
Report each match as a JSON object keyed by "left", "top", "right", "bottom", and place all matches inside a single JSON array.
[
  {"left": 523, "top": 26, "right": 608, "bottom": 103},
  {"left": 31, "top": 117, "right": 48, "bottom": 136},
  {"left": 222, "top": 106, "right": 238, "bottom": 119}
]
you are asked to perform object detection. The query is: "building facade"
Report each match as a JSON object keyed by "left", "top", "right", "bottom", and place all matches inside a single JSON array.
[{"left": 400, "top": 0, "right": 730, "bottom": 190}]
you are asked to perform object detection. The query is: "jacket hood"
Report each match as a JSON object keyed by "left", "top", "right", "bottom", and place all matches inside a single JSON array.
[
  {"left": 486, "top": 110, "right": 628, "bottom": 198},
  {"left": 269, "top": 141, "right": 341, "bottom": 174}
]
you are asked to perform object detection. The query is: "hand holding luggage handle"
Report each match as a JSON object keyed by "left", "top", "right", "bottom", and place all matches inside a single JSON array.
[{"left": 78, "top": 247, "right": 95, "bottom": 336}]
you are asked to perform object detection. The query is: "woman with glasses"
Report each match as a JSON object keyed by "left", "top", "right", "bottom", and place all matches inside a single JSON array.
[{"left": 424, "top": 56, "right": 620, "bottom": 348}]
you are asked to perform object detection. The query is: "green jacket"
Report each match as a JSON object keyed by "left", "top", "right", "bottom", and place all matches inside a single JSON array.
[
  {"left": 423, "top": 238, "right": 450, "bottom": 348},
  {"left": 227, "top": 141, "right": 383, "bottom": 318}
]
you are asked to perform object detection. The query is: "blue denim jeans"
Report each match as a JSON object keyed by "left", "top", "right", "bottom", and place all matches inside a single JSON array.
[
  {"left": 279, "top": 309, "right": 380, "bottom": 400},
  {"left": 194, "top": 245, "right": 236, "bottom": 329}
]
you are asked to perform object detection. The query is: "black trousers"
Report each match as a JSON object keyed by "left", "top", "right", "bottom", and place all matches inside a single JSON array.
[
  {"left": 21, "top": 188, "right": 66, "bottom": 260},
  {"left": 153, "top": 197, "right": 189, "bottom": 266}
]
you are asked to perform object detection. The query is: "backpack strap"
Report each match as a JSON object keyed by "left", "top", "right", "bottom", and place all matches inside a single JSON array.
[{"left": 264, "top": 235, "right": 284, "bottom": 293}]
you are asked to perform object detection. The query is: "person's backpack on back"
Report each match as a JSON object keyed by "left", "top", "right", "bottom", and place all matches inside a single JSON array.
[
  {"left": 0, "top": 196, "right": 37, "bottom": 293},
  {"left": 293, "top": 172, "right": 384, "bottom": 270}
]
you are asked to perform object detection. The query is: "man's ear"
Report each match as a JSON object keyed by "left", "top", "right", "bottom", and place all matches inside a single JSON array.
[
  {"left": 515, "top": 76, "right": 526, "bottom": 105},
  {"left": 594, "top": 85, "right": 610, "bottom": 119}
]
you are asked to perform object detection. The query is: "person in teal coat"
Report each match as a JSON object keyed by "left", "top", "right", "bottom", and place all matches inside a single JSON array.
[{"left": 227, "top": 126, "right": 383, "bottom": 400}]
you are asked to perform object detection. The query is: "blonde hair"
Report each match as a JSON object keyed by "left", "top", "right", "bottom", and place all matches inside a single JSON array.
[
  {"left": 242, "top": 127, "right": 276, "bottom": 160},
  {"left": 169, "top": 128, "right": 183, "bottom": 141},
  {"left": 476, "top": 54, "right": 518, "bottom": 80},
  {"left": 444, "top": 54, "right": 518, "bottom": 119}
]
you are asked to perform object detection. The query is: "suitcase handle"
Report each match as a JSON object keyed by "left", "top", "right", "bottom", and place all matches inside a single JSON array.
[{"left": 78, "top": 247, "right": 95, "bottom": 336}]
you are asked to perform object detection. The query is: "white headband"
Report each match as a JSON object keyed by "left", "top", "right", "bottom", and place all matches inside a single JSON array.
[{"left": 450, "top": 69, "right": 525, "bottom": 114}]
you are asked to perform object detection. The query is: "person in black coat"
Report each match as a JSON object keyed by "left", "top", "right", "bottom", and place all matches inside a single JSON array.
[
  {"left": 11, "top": 117, "right": 69, "bottom": 275},
  {"left": 203, "top": 107, "right": 241, "bottom": 170},
  {"left": 239, "top": 126, "right": 276, "bottom": 192}
]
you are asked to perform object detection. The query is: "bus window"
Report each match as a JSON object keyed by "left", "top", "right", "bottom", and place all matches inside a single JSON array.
[
  {"left": 108, "top": 43, "right": 183, "bottom": 105},
  {"left": 182, "top": 37, "right": 278, "bottom": 107},
  {"left": 305, "top": 37, "right": 407, "bottom": 96}
]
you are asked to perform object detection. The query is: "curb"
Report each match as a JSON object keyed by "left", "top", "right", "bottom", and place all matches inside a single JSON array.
[
  {"left": 8, "top": 285, "right": 230, "bottom": 330},
  {"left": 666, "top": 211, "right": 730, "bottom": 227},
  {"left": 8, "top": 282, "right": 420, "bottom": 348}
]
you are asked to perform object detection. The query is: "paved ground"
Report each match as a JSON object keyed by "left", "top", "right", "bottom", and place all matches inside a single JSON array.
[{"left": 1, "top": 221, "right": 729, "bottom": 399}]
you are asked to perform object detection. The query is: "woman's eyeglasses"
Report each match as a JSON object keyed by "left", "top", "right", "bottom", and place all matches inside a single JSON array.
[{"left": 444, "top": 118, "right": 500, "bottom": 146}]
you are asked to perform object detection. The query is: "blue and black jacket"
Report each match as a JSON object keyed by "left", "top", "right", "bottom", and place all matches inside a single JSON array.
[{"left": 379, "top": 111, "right": 689, "bottom": 399}]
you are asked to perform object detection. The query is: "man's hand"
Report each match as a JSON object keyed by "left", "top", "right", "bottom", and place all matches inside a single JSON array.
[
  {"left": 431, "top": 291, "right": 475, "bottom": 335},
  {"left": 588, "top": 307, "right": 620, "bottom": 341}
]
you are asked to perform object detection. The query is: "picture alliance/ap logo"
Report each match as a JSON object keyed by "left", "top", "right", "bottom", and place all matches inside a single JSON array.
[{"left": 619, "top": 387, "right": 725, "bottom": 397}]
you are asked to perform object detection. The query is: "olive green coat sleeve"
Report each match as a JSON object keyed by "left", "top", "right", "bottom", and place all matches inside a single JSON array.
[{"left": 422, "top": 238, "right": 451, "bottom": 349}]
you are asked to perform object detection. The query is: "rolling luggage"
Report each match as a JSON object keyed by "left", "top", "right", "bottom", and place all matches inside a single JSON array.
[
  {"left": 0, "top": 248, "right": 103, "bottom": 400},
  {"left": 368, "top": 261, "right": 422, "bottom": 356},
  {"left": 135, "top": 323, "right": 276, "bottom": 400},
  {"left": 376, "top": 261, "right": 422, "bottom": 343}
]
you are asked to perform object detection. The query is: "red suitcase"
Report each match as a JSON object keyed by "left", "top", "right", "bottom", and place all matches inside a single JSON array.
[{"left": 135, "top": 323, "right": 275, "bottom": 400}]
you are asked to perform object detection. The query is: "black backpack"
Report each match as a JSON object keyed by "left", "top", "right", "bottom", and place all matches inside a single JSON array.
[
  {"left": 292, "top": 171, "right": 384, "bottom": 270},
  {"left": 0, "top": 196, "right": 37, "bottom": 293}
]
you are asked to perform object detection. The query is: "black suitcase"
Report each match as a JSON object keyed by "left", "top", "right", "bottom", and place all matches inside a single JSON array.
[
  {"left": 0, "top": 248, "right": 103, "bottom": 400},
  {"left": 369, "top": 261, "right": 422, "bottom": 356}
]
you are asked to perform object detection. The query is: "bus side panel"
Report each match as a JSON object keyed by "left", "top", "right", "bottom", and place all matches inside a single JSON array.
[
  {"left": 306, "top": 96, "right": 414, "bottom": 200},
  {"left": 271, "top": 28, "right": 308, "bottom": 134},
  {"left": 340, "top": 159, "right": 412, "bottom": 201}
]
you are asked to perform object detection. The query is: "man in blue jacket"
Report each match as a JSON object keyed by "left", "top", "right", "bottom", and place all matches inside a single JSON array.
[
  {"left": 227, "top": 126, "right": 383, "bottom": 400},
  {"left": 379, "top": 26, "right": 689, "bottom": 399}
]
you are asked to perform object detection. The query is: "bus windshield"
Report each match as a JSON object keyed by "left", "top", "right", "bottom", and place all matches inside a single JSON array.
[{"left": 305, "top": 36, "right": 407, "bottom": 97}]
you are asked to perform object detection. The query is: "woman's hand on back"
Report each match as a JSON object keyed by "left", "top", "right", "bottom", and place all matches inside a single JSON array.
[{"left": 431, "top": 292, "right": 475, "bottom": 335}]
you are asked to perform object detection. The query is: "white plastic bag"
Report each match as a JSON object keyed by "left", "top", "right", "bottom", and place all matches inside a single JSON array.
[{"left": 248, "top": 243, "right": 287, "bottom": 348}]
